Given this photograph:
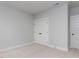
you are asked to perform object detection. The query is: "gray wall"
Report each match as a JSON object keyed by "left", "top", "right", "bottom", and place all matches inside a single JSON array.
[
  {"left": 70, "top": 7, "right": 79, "bottom": 16},
  {"left": 0, "top": 5, "right": 33, "bottom": 49},
  {"left": 35, "top": 2, "right": 69, "bottom": 50}
]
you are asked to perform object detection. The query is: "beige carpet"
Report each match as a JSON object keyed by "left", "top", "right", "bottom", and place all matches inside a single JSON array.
[{"left": 0, "top": 43, "right": 79, "bottom": 58}]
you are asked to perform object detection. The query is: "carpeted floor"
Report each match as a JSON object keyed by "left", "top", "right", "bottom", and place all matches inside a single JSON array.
[{"left": 0, "top": 43, "right": 79, "bottom": 58}]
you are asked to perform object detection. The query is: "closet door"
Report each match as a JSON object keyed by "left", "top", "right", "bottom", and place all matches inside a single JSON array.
[
  {"left": 34, "top": 18, "right": 49, "bottom": 45},
  {"left": 70, "top": 15, "right": 79, "bottom": 49}
]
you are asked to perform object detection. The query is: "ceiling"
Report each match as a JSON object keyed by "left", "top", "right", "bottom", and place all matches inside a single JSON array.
[
  {"left": 0, "top": 1, "right": 62, "bottom": 14},
  {"left": 69, "top": 1, "right": 79, "bottom": 8},
  {"left": 0, "top": 1, "right": 79, "bottom": 14}
]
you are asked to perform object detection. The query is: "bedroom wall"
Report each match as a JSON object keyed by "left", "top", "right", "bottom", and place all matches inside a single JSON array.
[
  {"left": 34, "top": 2, "right": 69, "bottom": 51},
  {"left": 0, "top": 5, "right": 34, "bottom": 50}
]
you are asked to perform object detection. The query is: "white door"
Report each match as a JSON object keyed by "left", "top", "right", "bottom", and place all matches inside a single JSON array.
[
  {"left": 70, "top": 15, "right": 79, "bottom": 49},
  {"left": 34, "top": 18, "right": 49, "bottom": 45}
]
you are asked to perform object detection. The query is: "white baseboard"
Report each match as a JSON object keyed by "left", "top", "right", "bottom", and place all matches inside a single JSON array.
[
  {"left": 34, "top": 41, "right": 68, "bottom": 51},
  {"left": 55, "top": 46, "right": 68, "bottom": 52},
  {"left": 0, "top": 41, "right": 34, "bottom": 52},
  {"left": 34, "top": 41, "right": 49, "bottom": 46},
  {"left": 0, "top": 41, "right": 68, "bottom": 52},
  {"left": 34, "top": 41, "right": 55, "bottom": 48}
]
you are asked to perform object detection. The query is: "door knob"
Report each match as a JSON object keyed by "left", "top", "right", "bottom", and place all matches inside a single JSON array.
[
  {"left": 72, "top": 33, "right": 75, "bottom": 35},
  {"left": 38, "top": 33, "right": 42, "bottom": 35}
]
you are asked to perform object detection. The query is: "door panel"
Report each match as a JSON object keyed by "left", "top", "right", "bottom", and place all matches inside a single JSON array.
[
  {"left": 71, "top": 15, "right": 79, "bottom": 49},
  {"left": 34, "top": 18, "right": 49, "bottom": 45}
]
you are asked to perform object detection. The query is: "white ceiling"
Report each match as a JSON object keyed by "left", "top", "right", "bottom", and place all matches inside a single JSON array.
[
  {"left": 0, "top": 1, "right": 62, "bottom": 14},
  {"left": 0, "top": 1, "right": 79, "bottom": 14},
  {"left": 69, "top": 1, "right": 79, "bottom": 8}
]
